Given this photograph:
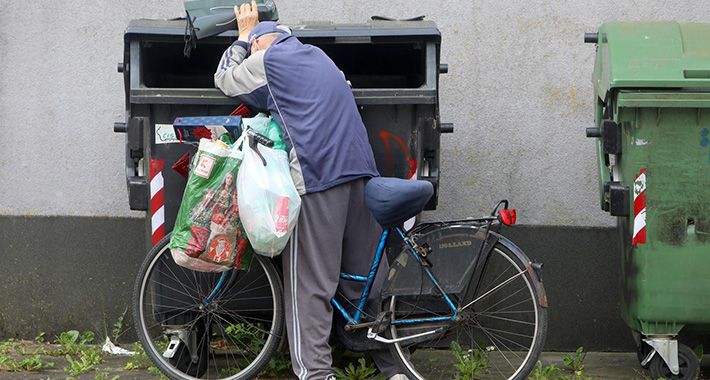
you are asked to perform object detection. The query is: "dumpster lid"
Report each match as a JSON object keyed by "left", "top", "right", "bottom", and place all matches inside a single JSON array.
[
  {"left": 595, "top": 21, "right": 710, "bottom": 96},
  {"left": 125, "top": 18, "right": 440, "bottom": 40}
]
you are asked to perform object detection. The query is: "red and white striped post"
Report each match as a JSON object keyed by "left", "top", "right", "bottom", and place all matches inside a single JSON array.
[
  {"left": 150, "top": 159, "right": 166, "bottom": 245},
  {"left": 632, "top": 168, "right": 647, "bottom": 248}
]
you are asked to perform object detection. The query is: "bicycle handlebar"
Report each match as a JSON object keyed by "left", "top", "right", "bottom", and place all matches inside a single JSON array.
[{"left": 246, "top": 129, "right": 275, "bottom": 148}]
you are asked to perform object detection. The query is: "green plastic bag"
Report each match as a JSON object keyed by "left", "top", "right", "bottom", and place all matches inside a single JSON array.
[{"left": 170, "top": 138, "right": 253, "bottom": 272}]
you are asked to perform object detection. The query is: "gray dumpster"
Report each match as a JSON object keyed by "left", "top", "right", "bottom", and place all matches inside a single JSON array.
[{"left": 114, "top": 18, "right": 451, "bottom": 249}]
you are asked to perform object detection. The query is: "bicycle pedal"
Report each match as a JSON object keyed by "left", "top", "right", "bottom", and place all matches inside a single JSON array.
[{"left": 371, "top": 311, "right": 392, "bottom": 334}]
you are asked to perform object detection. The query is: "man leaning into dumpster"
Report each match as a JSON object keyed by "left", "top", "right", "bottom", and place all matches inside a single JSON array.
[{"left": 214, "top": 2, "right": 407, "bottom": 380}]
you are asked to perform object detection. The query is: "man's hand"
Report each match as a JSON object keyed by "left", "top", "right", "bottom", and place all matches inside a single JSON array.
[{"left": 235, "top": 0, "right": 259, "bottom": 42}]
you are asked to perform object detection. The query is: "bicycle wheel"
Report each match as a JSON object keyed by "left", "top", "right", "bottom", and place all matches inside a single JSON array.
[
  {"left": 133, "top": 234, "right": 284, "bottom": 379},
  {"left": 387, "top": 240, "right": 547, "bottom": 380}
]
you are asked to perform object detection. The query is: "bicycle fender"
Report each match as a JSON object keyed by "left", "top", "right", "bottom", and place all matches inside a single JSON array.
[{"left": 491, "top": 233, "right": 549, "bottom": 309}]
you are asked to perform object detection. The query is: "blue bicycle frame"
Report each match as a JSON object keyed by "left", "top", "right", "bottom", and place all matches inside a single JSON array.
[
  {"left": 331, "top": 226, "right": 459, "bottom": 327},
  {"left": 202, "top": 226, "right": 460, "bottom": 327}
]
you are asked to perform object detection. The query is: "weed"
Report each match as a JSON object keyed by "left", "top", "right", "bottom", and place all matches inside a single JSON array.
[
  {"left": 51, "top": 330, "right": 96, "bottom": 356},
  {"left": 0, "top": 340, "right": 54, "bottom": 372},
  {"left": 18, "top": 344, "right": 46, "bottom": 356},
  {"left": 0, "top": 354, "right": 54, "bottom": 372},
  {"left": 0, "top": 340, "right": 17, "bottom": 354},
  {"left": 57, "top": 330, "right": 80, "bottom": 346},
  {"left": 694, "top": 344, "right": 704, "bottom": 362},
  {"left": 260, "top": 350, "right": 293, "bottom": 378},
  {"left": 63, "top": 347, "right": 102, "bottom": 376},
  {"left": 224, "top": 322, "right": 293, "bottom": 377},
  {"left": 124, "top": 361, "right": 140, "bottom": 370},
  {"left": 54, "top": 330, "right": 81, "bottom": 356},
  {"left": 225, "top": 323, "right": 267, "bottom": 353},
  {"left": 124, "top": 342, "right": 153, "bottom": 370},
  {"left": 450, "top": 341, "right": 489, "bottom": 380},
  {"left": 112, "top": 307, "right": 128, "bottom": 342},
  {"left": 528, "top": 360, "right": 561, "bottom": 380},
  {"left": 81, "top": 331, "right": 96, "bottom": 345},
  {"left": 219, "top": 367, "right": 241, "bottom": 377},
  {"left": 562, "top": 346, "right": 586, "bottom": 376},
  {"left": 34, "top": 332, "right": 46, "bottom": 343},
  {"left": 333, "top": 357, "right": 381, "bottom": 380}
]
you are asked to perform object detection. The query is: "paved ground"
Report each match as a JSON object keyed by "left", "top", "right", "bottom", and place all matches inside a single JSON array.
[{"left": 0, "top": 340, "right": 707, "bottom": 380}]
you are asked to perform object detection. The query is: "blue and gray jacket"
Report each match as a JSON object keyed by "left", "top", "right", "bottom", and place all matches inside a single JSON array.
[{"left": 214, "top": 33, "right": 379, "bottom": 195}]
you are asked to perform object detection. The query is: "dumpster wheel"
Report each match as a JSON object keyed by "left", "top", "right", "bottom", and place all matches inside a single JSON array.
[{"left": 649, "top": 343, "right": 699, "bottom": 380}]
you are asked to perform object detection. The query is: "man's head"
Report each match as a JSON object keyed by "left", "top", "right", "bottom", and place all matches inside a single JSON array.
[{"left": 248, "top": 21, "right": 291, "bottom": 54}]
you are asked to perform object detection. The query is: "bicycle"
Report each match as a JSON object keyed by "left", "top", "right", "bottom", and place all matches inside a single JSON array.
[{"left": 133, "top": 133, "right": 548, "bottom": 380}]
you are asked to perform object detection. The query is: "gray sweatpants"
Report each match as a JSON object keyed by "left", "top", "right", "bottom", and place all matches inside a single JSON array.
[{"left": 281, "top": 178, "right": 402, "bottom": 379}]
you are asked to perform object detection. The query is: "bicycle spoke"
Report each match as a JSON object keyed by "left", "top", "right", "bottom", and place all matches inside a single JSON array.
[
  {"left": 460, "top": 269, "right": 527, "bottom": 311},
  {"left": 477, "top": 325, "right": 534, "bottom": 340},
  {"left": 218, "top": 307, "right": 276, "bottom": 329},
  {"left": 476, "top": 322, "right": 516, "bottom": 370},
  {"left": 476, "top": 285, "right": 529, "bottom": 315},
  {"left": 218, "top": 276, "right": 268, "bottom": 302},
  {"left": 464, "top": 326, "right": 506, "bottom": 378},
  {"left": 478, "top": 262, "right": 514, "bottom": 297},
  {"left": 143, "top": 302, "right": 199, "bottom": 314},
  {"left": 475, "top": 313, "right": 536, "bottom": 326},
  {"left": 159, "top": 258, "right": 203, "bottom": 299},
  {"left": 476, "top": 309, "right": 535, "bottom": 315},
  {"left": 210, "top": 313, "right": 256, "bottom": 373},
  {"left": 144, "top": 309, "right": 202, "bottom": 333},
  {"left": 223, "top": 270, "right": 259, "bottom": 291},
  {"left": 143, "top": 289, "right": 200, "bottom": 308},
  {"left": 395, "top": 298, "right": 448, "bottom": 317},
  {"left": 476, "top": 321, "right": 529, "bottom": 355},
  {"left": 148, "top": 275, "right": 202, "bottom": 304},
  {"left": 210, "top": 313, "right": 262, "bottom": 357}
]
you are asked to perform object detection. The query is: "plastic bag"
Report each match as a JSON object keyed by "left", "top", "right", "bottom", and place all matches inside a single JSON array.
[
  {"left": 237, "top": 132, "right": 301, "bottom": 256},
  {"left": 243, "top": 113, "right": 287, "bottom": 151},
  {"left": 170, "top": 138, "right": 253, "bottom": 272}
]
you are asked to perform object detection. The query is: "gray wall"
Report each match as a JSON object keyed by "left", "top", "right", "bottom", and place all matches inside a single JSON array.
[
  {"left": 0, "top": 0, "right": 709, "bottom": 348},
  {"left": 1, "top": 0, "right": 708, "bottom": 225}
]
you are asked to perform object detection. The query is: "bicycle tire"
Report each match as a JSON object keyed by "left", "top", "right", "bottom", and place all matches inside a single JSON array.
[
  {"left": 133, "top": 234, "right": 285, "bottom": 380},
  {"left": 387, "top": 239, "right": 547, "bottom": 380}
]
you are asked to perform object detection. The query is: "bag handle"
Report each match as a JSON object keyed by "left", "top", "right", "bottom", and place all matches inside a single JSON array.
[{"left": 237, "top": 128, "right": 274, "bottom": 166}]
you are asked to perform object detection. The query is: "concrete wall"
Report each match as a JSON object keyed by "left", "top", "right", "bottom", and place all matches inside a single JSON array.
[
  {"left": 1, "top": 0, "right": 706, "bottom": 224},
  {"left": 1, "top": 0, "right": 709, "bottom": 349}
]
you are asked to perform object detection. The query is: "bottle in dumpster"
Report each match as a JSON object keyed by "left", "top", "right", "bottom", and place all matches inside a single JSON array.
[{"left": 274, "top": 196, "right": 289, "bottom": 236}]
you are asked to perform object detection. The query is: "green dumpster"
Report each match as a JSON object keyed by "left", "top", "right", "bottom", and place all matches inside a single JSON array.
[{"left": 585, "top": 21, "right": 710, "bottom": 380}]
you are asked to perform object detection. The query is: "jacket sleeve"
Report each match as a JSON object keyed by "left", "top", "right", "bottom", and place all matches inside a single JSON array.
[{"left": 214, "top": 41, "right": 269, "bottom": 110}]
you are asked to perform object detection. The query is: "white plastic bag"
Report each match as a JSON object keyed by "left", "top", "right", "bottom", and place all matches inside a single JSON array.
[{"left": 237, "top": 134, "right": 301, "bottom": 256}]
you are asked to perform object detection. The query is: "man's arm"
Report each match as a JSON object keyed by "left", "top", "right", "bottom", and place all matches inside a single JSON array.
[
  {"left": 214, "top": 45, "right": 269, "bottom": 109},
  {"left": 213, "top": 0, "right": 269, "bottom": 108}
]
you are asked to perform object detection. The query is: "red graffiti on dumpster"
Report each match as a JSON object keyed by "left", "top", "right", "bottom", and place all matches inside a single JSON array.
[{"left": 378, "top": 131, "right": 417, "bottom": 178}]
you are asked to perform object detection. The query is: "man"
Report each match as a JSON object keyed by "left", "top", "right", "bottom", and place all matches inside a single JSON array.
[{"left": 214, "top": 2, "right": 407, "bottom": 379}]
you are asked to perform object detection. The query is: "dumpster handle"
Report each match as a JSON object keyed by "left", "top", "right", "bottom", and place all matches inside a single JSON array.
[
  {"left": 586, "top": 127, "right": 601, "bottom": 138},
  {"left": 371, "top": 15, "right": 426, "bottom": 21}
]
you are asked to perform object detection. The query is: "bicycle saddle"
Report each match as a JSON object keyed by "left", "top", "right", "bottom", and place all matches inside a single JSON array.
[{"left": 365, "top": 177, "right": 433, "bottom": 228}]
